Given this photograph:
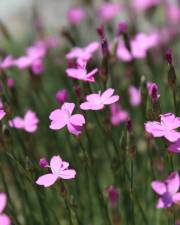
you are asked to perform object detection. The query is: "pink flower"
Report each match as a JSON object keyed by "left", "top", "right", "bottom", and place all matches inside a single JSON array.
[
  {"left": 36, "top": 155, "right": 76, "bottom": 187},
  {"left": 166, "top": 3, "right": 180, "bottom": 25},
  {"left": 110, "top": 103, "right": 129, "bottom": 126},
  {"left": 146, "top": 82, "right": 160, "bottom": 103},
  {"left": 49, "top": 102, "right": 85, "bottom": 136},
  {"left": 31, "top": 58, "right": 44, "bottom": 75},
  {"left": 55, "top": 89, "right": 68, "bottom": 105},
  {"left": 0, "top": 193, "right": 11, "bottom": 225},
  {"left": 0, "top": 55, "right": 14, "bottom": 70},
  {"left": 7, "top": 78, "right": 14, "bottom": 89},
  {"left": 128, "top": 85, "right": 141, "bottom": 107},
  {"left": 67, "top": 7, "right": 86, "bottom": 25},
  {"left": 168, "top": 139, "right": 180, "bottom": 154},
  {"left": 9, "top": 110, "right": 39, "bottom": 133},
  {"left": 132, "top": 0, "right": 160, "bottom": 12},
  {"left": 66, "top": 42, "right": 99, "bottom": 63},
  {"left": 151, "top": 171, "right": 180, "bottom": 208},
  {"left": 98, "top": 3, "right": 120, "bottom": 22},
  {"left": 80, "top": 88, "right": 119, "bottom": 110},
  {"left": 66, "top": 61, "right": 98, "bottom": 83},
  {"left": 106, "top": 186, "right": 119, "bottom": 208},
  {"left": 145, "top": 113, "right": 180, "bottom": 142},
  {"left": 0, "top": 101, "right": 6, "bottom": 121}
]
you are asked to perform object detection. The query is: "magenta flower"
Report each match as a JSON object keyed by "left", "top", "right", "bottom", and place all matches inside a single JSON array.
[
  {"left": 36, "top": 155, "right": 76, "bottom": 187},
  {"left": 80, "top": 88, "right": 119, "bottom": 110},
  {"left": 66, "top": 42, "right": 99, "bottom": 63},
  {"left": 66, "top": 61, "right": 98, "bottom": 83},
  {"left": 168, "top": 139, "right": 180, "bottom": 154},
  {"left": 31, "top": 58, "right": 44, "bottom": 75},
  {"left": 7, "top": 78, "right": 14, "bottom": 89},
  {"left": 151, "top": 171, "right": 180, "bottom": 208},
  {"left": 0, "top": 55, "right": 14, "bottom": 70},
  {"left": 55, "top": 89, "right": 68, "bottom": 105},
  {"left": 110, "top": 103, "right": 129, "bottom": 126},
  {"left": 67, "top": 7, "right": 86, "bottom": 25},
  {"left": 166, "top": 4, "right": 180, "bottom": 25},
  {"left": 106, "top": 186, "right": 119, "bottom": 208},
  {"left": 98, "top": 3, "right": 120, "bottom": 22},
  {"left": 39, "top": 158, "right": 49, "bottom": 168},
  {"left": 145, "top": 113, "right": 180, "bottom": 142},
  {"left": 0, "top": 100, "right": 6, "bottom": 121},
  {"left": 128, "top": 85, "right": 141, "bottom": 107},
  {"left": 9, "top": 110, "right": 39, "bottom": 133},
  {"left": 146, "top": 82, "right": 160, "bottom": 103},
  {"left": 0, "top": 193, "right": 11, "bottom": 225},
  {"left": 49, "top": 102, "right": 85, "bottom": 136},
  {"left": 132, "top": 0, "right": 160, "bottom": 12}
]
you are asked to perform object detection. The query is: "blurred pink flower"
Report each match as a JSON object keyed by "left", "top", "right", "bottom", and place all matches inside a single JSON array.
[
  {"left": 106, "top": 186, "right": 119, "bottom": 208},
  {"left": 80, "top": 88, "right": 119, "bottom": 110},
  {"left": 128, "top": 85, "right": 141, "bottom": 107},
  {"left": 0, "top": 55, "right": 14, "bottom": 70},
  {"left": 98, "top": 3, "right": 120, "bottom": 22},
  {"left": 168, "top": 139, "right": 180, "bottom": 154},
  {"left": 36, "top": 155, "right": 76, "bottom": 187},
  {"left": 66, "top": 61, "right": 98, "bottom": 82},
  {"left": 0, "top": 100, "right": 6, "bottom": 121},
  {"left": 110, "top": 103, "right": 129, "bottom": 126},
  {"left": 67, "top": 7, "right": 86, "bottom": 25},
  {"left": 166, "top": 3, "right": 180, "bottom": 25},
  {"left": 49, "top": 102, "right": 85, "bottom": 136},
  {"left": 151, "top": 171, "right": 180, "bottom": 208},
  {"left": 0, "top": 193, "right": 11, "bottom": 225},
  {"left": 145, "top": 113, "right": 180, "bottom": 142},
  {"left": 66, "top": 42, "right": 99, "bottom": 63},
  {"left": 132, "top": 0, "right": 160, "bottom": 12},
  {"left": 55, "top": 89, "right": 68, "bottom": 105},
  {"left": 7, "top": 78, "right": 14, "bottom": 89},
  {"left": 9, "top": 110, "right": 39, "bottom": 133},
  {"left": 31, "top": 58, "right": 44, "bottom": 75},
  {"left": 146, "top": 82, "right": 160, "bottom": 103}
]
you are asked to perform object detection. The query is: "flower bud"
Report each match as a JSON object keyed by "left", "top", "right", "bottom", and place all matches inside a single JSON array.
[
  {"left": 55, "top": 89, "right": 68, "bottom": 105},
  {"left": 106, "top": 186, "right": 119, "bottom": 208},
  {"left": 39, "top": 158, "right": 48, "bottom": 168}
]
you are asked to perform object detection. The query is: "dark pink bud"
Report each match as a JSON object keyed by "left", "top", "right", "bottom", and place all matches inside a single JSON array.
[
  {"left": 39, "top": 158, "right": 48, "bottom": 168},
  {"left": 106, "top": 186, "right": 119, "bottom": 208},
  {"left": 7, "top": 78, "right": 14, "bottom": 89},
  {"left": 147, "top": 82, "right": 160, "bottom": 103},
  {"left": 126, "top": 118, "right": 132, "bottom": 134},
  {"left": 165, "top": 48, "right": 172, "bottom": 64},
  {"left": 117, "top": 21, "right": 128, "bottom": 35},
  {"left": 96, "top": 25, "right": 105, "bottom": 39},
  {"left": 101, "top": 39, "right": 109, "bottom": 56},
  {"left": 73, "top": 85, "right": 81, "bottom": 99},
  {"left": 55, "top": 89, "right": 68, "bottom": 105}
]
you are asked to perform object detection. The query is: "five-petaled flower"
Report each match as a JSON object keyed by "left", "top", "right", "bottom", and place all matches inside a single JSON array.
[
  {"left": 49, "top": 102, "right": 85, "bottom": 136},
  {"left": 80, "top": 88, "right": 119, "bottom": 110},
  {"left": 0, "top": 193, "right": 11, "bottom": 225},
  {"left": 151, "top": 171, "right": 180, "bottom": 208},
  {"left": 36, "top": 155, "right": 76, "bottom": 187},
  {"left": 145, "top": 113, "right": 180, "bottom": 142}
]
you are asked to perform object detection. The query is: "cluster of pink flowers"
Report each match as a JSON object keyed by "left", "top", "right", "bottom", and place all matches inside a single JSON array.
[{"left": 0, "top": 193, "right": 11, "bottom": 225}]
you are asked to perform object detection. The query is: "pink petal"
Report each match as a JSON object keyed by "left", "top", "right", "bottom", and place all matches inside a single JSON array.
[
  {"left": 103, "top": 95, "right": 119, "bottom": 105},
  {"left": 66, "top": 48, "right": 82, "bottom": 59},
  {"left": 128, "top": 86, "right": 141, "bottom": 106},
  {"left": 86, "top": 68, "right": 98, "bottom": 79},
  {"left": 9, "top": 117, "right": 24, "bottom": 129},
  {"left": 0, "top": 214, "right": 11, "bottom": 225},
  {"left": 166, "top": 171, "right": 180, "bottom": 195},
  {"left": 61, "top": 161, "right": 69, "bottom": 170},
  {"left": 168, "top": 139, "right": 180, "bottom": 153},
  {"left": 0, "top": 193, "right": 7, "bottom": 213},
  {"left": 101, "top": 88, "right": 114, "bottom": 101},
  {"left": 172, "top": 192, "right": 180, "bottom": 205},
  {"left": 151, "top": 181, "right": 166, "bottom": 195},
  {"left": 61, "top": 103, "right": 75, "bottom": 115},
  {"left": 156, "top": 197, "right": 166, "bottom": 208},
  {"left": 161, "top": 113, "right": 180, "bottom": 130},
  {"left": 69, "top": 114, "right": 85, "bottom": 126},
  {"left": 36, "top": 174, "right": 58, "bottom": 187},
  {"left": 144, "top": 122, "right": 164, "bottom": 137},
  {"left": 86, "top": 93, "right": 101, "bottom": 102},
  {"left": 164, "top": 130, "right": 180, "bottom": 142},
  {"left": 24, "top": 124, "right": 38, "bottom": 133},
  {"left": 59, "top": 169, "right": 76, "bottom": 179},
  {"left": 67, "top": 122, "right": 83, "bottom": 136},
  {"left": 49, "top": 109, "right": 68, "bottom": 130},
  {"left": 85, "top": 42, "right": 99, "bottom": 53},
  {"left": 116, "top": 40, "right": 132, "bottom": 62},
  {"left": 50, "top": 156, "right": 62, "bottom": 174},
  {"left": 0, "top": 110, "right": 6, "bottom": 120},
  {"left": 80, "top": 102, "right": 92, "bottom": 110}
]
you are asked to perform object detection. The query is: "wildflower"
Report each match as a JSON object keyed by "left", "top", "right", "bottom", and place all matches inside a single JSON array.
[
  {"left": 66, "top": 42, "right": 99, "bottom": 63},
  {"left": 67, "top": 7, "right": 86, "bottom": 25},
  {"left": 0, "top": 100, "right": 6, "bottom": 121},
  {"left": 128, "top": 85, "right": 141, "bottom": 107},
  {"left": 0, "top": 193, "right": 11, "bottom": 225},
  {"left": 145, "top": 113, "right": 180, "bottom": 142},
  {"left": 106, "top": 186, "right": 119, "bottom": 208},
  {"left": 0, "top": 55, "right": 14, "bottom": 70},
  {"left": 80, "top": 88, "right": 119, "bottom": 110},
  {"left": 97, "top": 3, "right": 120, "bottom": 22},
  {"left": 66, "top": 61, "right": 98, "bottom": 83},
  {"left": 9, "top": 110, "right": 39, "bottom": 133},
  {"left": 146, "top": 82, "right": 160, "bottom": 103},
  {"left": 168, "top": 139, "right": 180, "bottom": 153},
  {"left": 36, "top": 155, "right": 76, "bottom": 187},
  {"left": 151, "top": 171, "right": 180, "bottom": 208},
  {"left": 49, "top": 102, "right": 85, "bottom": 136},
  {"left": 39, "top": 158, "right": 49, "bottom": 168},
  {"left": 55, "top": 89, "right": 68, "bottom": 105},
  {"left": 110, "top": 103, "right": 129, "bottom": 126},
  {"left": 31, "top": 58, "right": 44, "bottom": 75}
]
